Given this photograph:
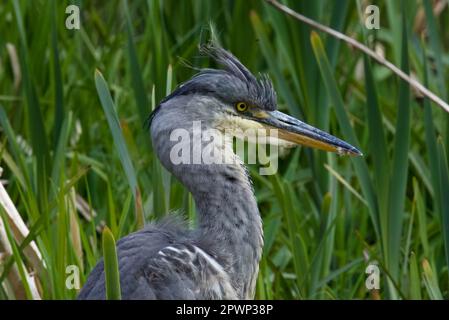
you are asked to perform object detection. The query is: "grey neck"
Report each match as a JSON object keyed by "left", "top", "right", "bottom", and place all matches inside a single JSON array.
[
  {"left": 191, "top": 161, "right": 263, "bottom": 298},
  {"left": 150, "top": 96, "right": 264, "bottom": 298},
  {"left": 158, "top": 143, "right": 263, "bottom": 298}
]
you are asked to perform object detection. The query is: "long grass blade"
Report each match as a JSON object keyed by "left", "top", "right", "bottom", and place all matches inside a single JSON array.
[
  {"left": 386, "top": 15, "right": 410, "bottom": 285},
  {"left": 95, "top": 70, "right": 144, "bottom": 229},
  {"left": 123, "top": 0, "right": 149, "bottom": 124},
  {"left": 436, "top": 138, "right": 449, "bottom": 277},
  {"left": 310, "top": 31, "right": 380, "bottom": 240},
  {"left": 102, "top": 227, "right": 121, "bottom": 300}
]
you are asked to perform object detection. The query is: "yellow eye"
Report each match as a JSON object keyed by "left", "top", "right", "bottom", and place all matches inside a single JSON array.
[{"left": 235, "top": 102, "right": 249, "bottom": 112}]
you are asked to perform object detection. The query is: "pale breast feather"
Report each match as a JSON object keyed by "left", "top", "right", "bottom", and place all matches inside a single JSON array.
[{"left": 156, "top": 244, "right": 237, "bottom": 299}]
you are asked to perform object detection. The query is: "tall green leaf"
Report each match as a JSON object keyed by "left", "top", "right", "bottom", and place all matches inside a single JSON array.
[
  {"left": 310, "top": 31, "right": 380, "bottom": 240},
  {"left": 363, "top": 55, "right": 389, "bottom": 253},
  {"left": 436, "top": 138, "right": 449, "bottom": 277},
  {"left": 102, "top": 227, "right": 121, "bottom": 300},
  {"left": 95, "top": 70, "right": 144, "bottom": 229},
  {"left": 386, "top": 15, "right": 410, "bottom": 286},
  {"left": 124, "top": 0, "right": 149, "bottom": 124}
]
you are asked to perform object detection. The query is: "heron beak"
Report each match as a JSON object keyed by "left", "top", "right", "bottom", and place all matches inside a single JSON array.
[{"left": 252, "top": 110, "right": 362, "bottom": 156}]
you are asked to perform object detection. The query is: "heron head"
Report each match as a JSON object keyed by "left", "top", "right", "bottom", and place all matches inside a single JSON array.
[{"left": 150, "top": 42, "right": 362, "bottom": 157}]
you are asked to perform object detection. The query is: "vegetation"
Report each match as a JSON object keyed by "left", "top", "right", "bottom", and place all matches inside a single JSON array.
[{"left": 0, "top": 0, "right": 448, "bottom": 299}]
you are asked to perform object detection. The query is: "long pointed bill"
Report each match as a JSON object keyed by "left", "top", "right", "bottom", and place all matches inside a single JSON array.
[{"left": 254, "top": 110, "right": 362, "bottom": 156}]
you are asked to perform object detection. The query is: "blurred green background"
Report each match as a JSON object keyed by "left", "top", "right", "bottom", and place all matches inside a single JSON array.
[{"left": 0, "top": 0, "right": 448, "bottom": 299}]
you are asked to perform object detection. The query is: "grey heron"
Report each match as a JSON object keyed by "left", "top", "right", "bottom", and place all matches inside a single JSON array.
[{"left": 78, "top": 43, "right": 361, "bottom": 300}]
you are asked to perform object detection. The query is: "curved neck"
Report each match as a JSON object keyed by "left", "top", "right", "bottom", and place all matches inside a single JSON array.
[
  {"left": 150, "top": 100, "right": 264, "bottom": 298},
  {"left": 165, "top": 143, "right": 263, "bottom": 298},
  {"left": 191, "top": 162, "right": 263, "bottom": 298},
  {"left": 192, "top": 165, "right": 263, "bottom": 299}
]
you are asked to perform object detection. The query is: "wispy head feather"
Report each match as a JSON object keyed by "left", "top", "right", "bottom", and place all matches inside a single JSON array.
[
  {"left": 199, "top": 42, "right": 277, "bottom": 111},
  {"left": 199, "top": 42, "right": 258, "bottom": 85},
  {"left": 147, "top": 42, "right": 277, "bottom": 128}
]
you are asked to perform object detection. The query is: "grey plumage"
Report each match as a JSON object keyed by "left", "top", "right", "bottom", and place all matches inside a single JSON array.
[
  {"left": 149, "top": 43, "right": 277, "bottom": 126},
  {"left": 79, "top": 43, "right": 266, "bottom": 300},
  {"left": 78, "top": 42, "right": 361, "bottom": 300},
  {"left": 78, "top": 216, "right": 243, "bottom": 299}
]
